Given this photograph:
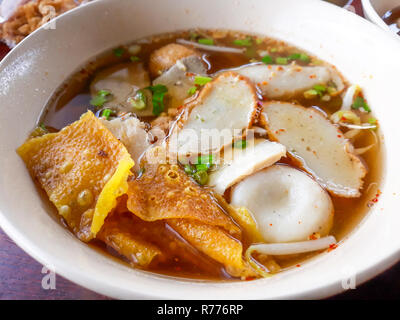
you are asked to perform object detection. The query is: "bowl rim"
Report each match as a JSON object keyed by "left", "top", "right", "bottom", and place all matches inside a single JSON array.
[
  {"left": 361, "top": 0, "right": 394, "bottom": 31},
  {"left": 1, "top": 0, "right": 400, "bottom": 300}
]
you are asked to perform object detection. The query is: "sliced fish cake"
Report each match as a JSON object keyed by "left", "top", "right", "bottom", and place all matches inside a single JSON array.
[
  {"left": 262, "top": 101, "right": 367, "bottom": 197},
  {"left": 168, "top": 72, "right": 259, "bottom": 157}
]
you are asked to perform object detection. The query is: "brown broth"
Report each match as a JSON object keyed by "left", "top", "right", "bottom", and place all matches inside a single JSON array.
[{"left": 38, "top": 29, "right": 383, "bottom": 280}]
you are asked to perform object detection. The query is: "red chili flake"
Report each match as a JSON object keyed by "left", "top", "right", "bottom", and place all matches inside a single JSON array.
[
  {"left": 269, "top": 224, "right": 273, "bottom": 226},
  {"left": 246, "top": 276, "right": 256, "bottom": 281},
  {"left": 368, "top": 190, "right": 382, "bottom": 206},
  {"left": 309, "top": 74, "right": 316, "bottom": 79},
  {"left": 309, "top": 115, "right": 313, "bottom": 119},
  {"left": 277, "top": 66, "right": 283, "bottom": 71},
  {"left": 262, "top": 81, "right": 268, "bottom": 85},
  {"left": 309, "top": 233, "right": 319, "bottom": 240},
  {"left": 328, "top": 244, "right": 338, "bottom": 252},
  {"left": 337, "top": 135, "right": 342, "bottom": 138},
  {"left": 296, "top": 264, "right": 301, "bottom": 268}
]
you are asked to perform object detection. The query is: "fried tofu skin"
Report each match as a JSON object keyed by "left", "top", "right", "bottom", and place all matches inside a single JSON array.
[
  {"left": 126, "top": 163, "right": 239, "bottom": 235},
  {"left": 17, "top": 111, "right": 134, "bottom": 241},
  {"left": 168, "top": 219, "right": 244, "bottom": 271}
]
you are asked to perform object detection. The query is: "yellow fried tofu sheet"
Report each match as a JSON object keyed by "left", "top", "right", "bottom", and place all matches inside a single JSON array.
[
  {"left": 127, "top": 163, "right": 247, "bottom": 273},
  {"left": 127, "top": 163, "right": 240, "bottom": 235},
  {"left": 17, "top": 111, "right": 134, "bottom": 241}
]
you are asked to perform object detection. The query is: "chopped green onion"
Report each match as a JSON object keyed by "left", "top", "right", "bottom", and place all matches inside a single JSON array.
[
  {"left": 299, "top": 53, "right": 310, "bottom": 63},
  {"left": 196, "top": 164, "right": 208, "bottom": 172},
  {"left": 288, "top": 53, "right": 301, "bottom": 60},
  {"left": 187, "top": 86, "right": 198, "bottom": 96},
  {"left": 270, "top": 48, "right": 278, "bottom": 53},
  {"left": 39, "top": 123, "right": 48, "bottom": 132},
  {"left": 368, "top": 118, "right": 377, "bottom": 125},
  {"left": 128, "top": 90, "right": 147, "bottom": 110},
  {"left": 275, "top": 57, "right": 288, "bottom": 65},
  {"left": 261, "top": 55, "right": 273, "bottom": 65},
  {"left": 194, "top": 76, "right": 212, "bottom": 86},
  {"left": 233, "top": 38, "right": 253, "bottom": 47},
  {"left": 146, "top": 84, "right": 168, "bottom": 116},
  {"left": 184, "top": 164, "right": 196, "bottom": 175},
  {"left": 313, "top": 84, "right": 327, "bottom": 96},
  {"left": 256, "top": 38, "right": 263, "bottom": 45},
  {"left": 304, "top": 89, "right": 319, "bottom": 99},
  {"left": 198, "top": 38, "right": 214, "bottom": 45},
  {"left": 352, "top": 96, "right": 371, "bottom": 113},
  {"left": 101, "top": 109, "right": 112, "bottom": 120},
  {"left": 113, "top": 48, "right": 124, "bottom": 57},
  {"left": 197, "top": 154, "right": 214, "bottom": 166},
  {"left": 193, "top": 170, "right": 209, "bottom": 185},
  {"left": 288, "top": 53, "right": 310, "bottom": 63},
  {"left": 233, "top": 139, "right": 247, "bottom": 149},
  {"left": 130, "top": 56, "right": 140, "bottom": 62},
  {"left": 90, "top": 90, "right": 111, "bottom": 107}
]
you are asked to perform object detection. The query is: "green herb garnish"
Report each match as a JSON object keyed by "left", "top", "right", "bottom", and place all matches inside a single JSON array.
[
  {"left": 288, "top": 53, "right": 301, "bottom": 60},
  {"left": 130, "top": 56, "right": 140, "bottom": 62},
  {"left": 101, "top": 109, "right": 112, "bottom": 120},
  {"left": 288, "top": 53, "right": 310, "bottom": 63},
  {"left": 184, "top": 164, "right": 196, "bottom": 175},
  {"left": 194, "top": 76, "right": 212, "bottom": 86},
  {"left": 256, "top": 38, "right": 263, "bottom": 45},
  {"left": 147, "top": 84, "right": 168, "bottom": 116},
  {"left": 197, "top": 154, "right": 214, "bottom": 166},
  {"left": 368, "top": 118, "right": 377, "bottom": 125},
  {"left": 270, "top": 48, "right": 278, "bottom": 53},
  {"left": 198, "top": 38, "right": 214, "bottom": 45},
  {"left": 299, "top": 53, "right": 310, "bottom": 63},
  {"left": 233, "top": 38, "right": 252, "bottom": 47},
  {"left": 193, "top": 170, "right": 209, "bottom": 185},
  {"left": 39, "top": 123, "right": 48, "bottom": 132},
  {"left": 233, "top": 139, "right": 247, "bottom": 149},
  {"left": 128, "top": 90, "right": 147, "bottom": 110},
  {"left": 182, "top": 155, "right": 214, "bottom": 186},
  {"left": 262, "top": 55, "right": 273, "bottom": 65},
  {"left": 90, "top": 90, "right": 111, "bottom": 107},
  {"left": 275, "top": 57, "right": 288, "bottom": 65},
  {"left": 113, "top": 48, "right": 124, "bottom": 57},
  {"left": 304, "top": 89, "right": 319, "bottom": 99},
  {"left": 187, "top": 86, "right": 198, "bottom": 96},
  {"left": 352, "top": 96, "right": 371, "bottom": 113},
  {"left": 195, "top": 164, "right": 209, "bottom": 172},
  {"left": 313, "top": 84, "right": 327, "bottom": 96}
]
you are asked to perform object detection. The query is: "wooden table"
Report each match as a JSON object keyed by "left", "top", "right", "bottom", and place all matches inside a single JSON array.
[{"left": 1, "top": 0, "right": 399, "bottom": 300}]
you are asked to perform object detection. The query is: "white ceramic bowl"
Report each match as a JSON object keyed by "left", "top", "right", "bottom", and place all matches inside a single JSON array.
[
  {"left": 1, "top": 0, "right": 400, "bottom": 300},
  {"left": 362, "top": 0, "right": 400, "bottom": 33}
]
